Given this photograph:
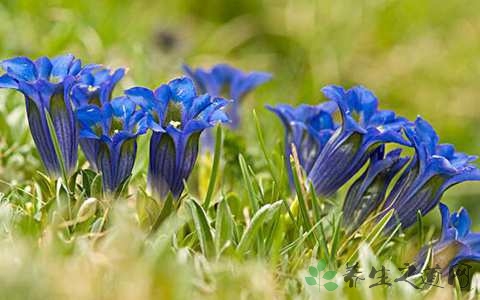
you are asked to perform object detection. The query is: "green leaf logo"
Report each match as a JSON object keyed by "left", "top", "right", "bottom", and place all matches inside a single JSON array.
[
  {"left": 304, "top": 259, "right": 338, "bottom": 292},
  {"left": 324, "top": 282, "right": 339, "bottom": 291},
  {"left": 308, "top": 266, "right": 318, "bottom": 277},
  {"left": 317, "top": 259, "right": 326, "bottom": 272},
  {"left": 322, "top": 270, "right": 336, "bottom": 280}
]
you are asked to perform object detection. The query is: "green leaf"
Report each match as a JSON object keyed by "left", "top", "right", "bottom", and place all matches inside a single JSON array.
[
  {"left": 329, "top": 213, "right": 342, "bottom": 263},
  {"left": 186, "top": 198, "right": 215, "bottom": 258},
  {"left": 322, "top": 270, "right": 336, "bottom": 280},
  {"left": 238, "top": 154, "right": 259, "bottom": 212},
  {"left": 236, "top": 201, "right": 282, "bottom": 254},
  {"left": 308, "top": 266, "right": 318, "bottom": 277},
  {"left": 347, "top": 209, "right": 395, "bottom": 264},
  {"left": 323, "top": 282, "right": 338, "bottom": 291},
  {"left": 289, "top": 149, "right": 316, "bottom": 247},
  {"left": 317, "top": 259, "right": 327, "bottom": 272},
  {"left": 215, "top": 197, "right": 236, "bottom": 253},
  {"left": 253, "top": 110, "right": 282, "bottom": 197},
  {"left": 150, "top": 193, "right": 175, "bottom": 233},
  {"left": 203, "top": 125, "right": 223, "bottom": 209},
  {"left": 305, "top": 277, "right": 317, "bottom": 286}
]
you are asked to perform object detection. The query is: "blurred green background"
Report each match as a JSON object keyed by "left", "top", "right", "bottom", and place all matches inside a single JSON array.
[{"left": 0, "top": 0, "right": 479, "bottom": 218}]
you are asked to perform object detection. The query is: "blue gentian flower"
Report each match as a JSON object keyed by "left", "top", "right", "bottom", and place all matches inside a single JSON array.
[
  {"left": 266, "top": 102, "right": 338, "bottom": 185},
  {"left": 0, "top": 54, "right": 83, "bottom": 177},
  {"left": 307, "top": 85, "right": 410, "bottom": 197},
  {"left": 71, "top": 66, "right": 125, "bottom": 107},
  {"left": 183, "top": 63, "right": 271, "bottom": 128},
  {"left": 382, "top": 117, "right": 480, "bottom": 230},
  {"left": 71, "top": 66, "right": 126, "bottom": 170},
  {"left": 76, "top": 97, "right": 148, "bottom": 194},
  {"left": 342, "top": 146, "right": 409, "bottom": 232},
  {"left": 125, "top": 77, "right": 230, "bottom": 199},
  {"left": 416, "top": 203, "right": 480, "bottom": 275}
]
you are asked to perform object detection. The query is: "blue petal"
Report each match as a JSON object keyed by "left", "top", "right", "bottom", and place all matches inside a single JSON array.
[
  {"left": 110, "top": 97, "right": 135, "bottom": 119},
  {"left": 49, "top": 86, "right": 78, "bottom": 175},
  {"left": 25, "top": 98, "right": 60, "bottom": 177},
  {"left": 183, "top": 64, "right": 217, "bottom": 95},
  {"left": 80, "top": 138, "right": 100, "bottom": 171},
  {"left": 76, "top": 105, "right": 104, "bottom": 126},
  {"left": 451, "top": 207, "right": 472, "bottom": 238},
  {"left": 148, "top": 132, "right": 177, "bottom": 199},
  {"left": 231, "top": 71, "right": 272, "bottom": 99},
  {"left": 0, "top": 74, "right": 18, "bottom": 89},
  {"left": 50, "top": 54, "right": 75, "bottom": 80},
  {"left": 413, "top": 117, "right": 439, "bottom": 154},
  {"left": 96, "top": 142, "right": 115, "bottom": 192},
  {"left": 348, "top": 86, "right": 378, "bottom": 124},
  {"left": 34, "top": 57, "right": 53, "bottom": 80},
  {"left": 173, "top": 132, "right": 200, "bottom": 197},
  {"left": 1, "top": 57, "right": 38, "bottom": 81},
  {"left": 168, "top": 77, "right": 197, "bottom": 106},
  {"left": 322, "top": 85, "right": 346, "bottom": 104},
  {"left": 183, "top": 119, "right": 211, "bottom": 135},
  {"left": 439, "top": 203, "right": 452, "bottom": 241},
  {"left": 125, "top": 86, "right": 156, "bottom": 108},
  {"left": 113, "top": 138, "right": 137, "bottom": 192}
]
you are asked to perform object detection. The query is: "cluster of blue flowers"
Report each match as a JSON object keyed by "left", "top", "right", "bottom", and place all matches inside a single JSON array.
[
  {"left": 0, "top": 54, "right": 270, "bottom": 197},
  {"left": 0, "top": 53, "right": 478, "bottom": 272},
  {"left": 269, "top": 85, "right": 480, "bottom": 271}
]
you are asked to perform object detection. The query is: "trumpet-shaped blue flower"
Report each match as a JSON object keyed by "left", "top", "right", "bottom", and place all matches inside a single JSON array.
[
  {"left": 266, "top": 102, "right": 338, "bottom": 185},
  {"left": 71, "top": 66, "right": 126, "bottom": 170},
  {"left": 382, "top": 117, "right": 480, "bottom": 230},
  {"left": 307, "top": 85, "right": 410, "bottom": 197},
  {"left": 183, "top": 63, "right": 271, "bottom": 128},
  {"left": 71, "top": 66, "right": 125, "bottom": 107},
  {"left": 0, "top": 54, "right": 83, "bottom": 177},
  {"left": 125, "top": 77, "right": 230, "bottom": 199},
  {"left": 343, "top": 147, "right": 409, "bottom": 232},
  {"left": 416, "top": 203, "right": 480, "bottom": 275},
  {"left": 76, "top": 97, "right": 148, "bottom": 193}
]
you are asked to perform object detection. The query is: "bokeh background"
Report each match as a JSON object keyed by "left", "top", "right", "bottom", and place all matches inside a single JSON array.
[{"left": 0, "top": 0, "right": 479, "bottom": 222}]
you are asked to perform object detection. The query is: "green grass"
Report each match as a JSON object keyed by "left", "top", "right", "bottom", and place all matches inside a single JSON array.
[{"left": 1, "top": 1, "right": 480, "bottom": 299}]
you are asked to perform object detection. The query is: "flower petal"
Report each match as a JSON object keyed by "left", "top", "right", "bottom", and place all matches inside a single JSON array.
[{"left": 1, "top": 57, "right": 38, "bottom": 81}]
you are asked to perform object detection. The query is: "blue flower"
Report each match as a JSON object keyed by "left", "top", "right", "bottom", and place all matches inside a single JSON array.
[
  {"left": 125, "top": 77, "right": 230, "bottom": 199},
  {"left": 266, "top": 102, "right": 338, "bottom": 186},
  {"left": 183, "top": 63, "right": 271, "bottom": 129},
  {"left": 307, "top": 85, "right": 410, "bottom": 197},
  {"left": 416, "top": 203, "right": 480, "bottom": 275},
  {"left": 382, "top": 117, "right": 480, "bottom": 230},
  {"left": 71, "top": 66, "right": 126, "bottom": 170},
  {"left": 71, "top": 66, "right": 125, "bottom": 107},
  {"left": 0, "top": 54, "right": 84, "bottom": 177},
  {"left": 76, "top": 97, "right": 148, "bottom": 194},
  {"left": 342, "top": 146, "right": 409, "bottom": 232}
]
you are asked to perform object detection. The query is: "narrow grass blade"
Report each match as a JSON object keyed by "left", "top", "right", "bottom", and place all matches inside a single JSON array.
[
  {"left": 239, "top": 154, "right": 259, "bottom": 212},
  {"left": 186, "top": 198, "right": 215, "bottom": 258},
  {"left": 329, "top": 213, "right": 342, "bottom": 267},
  {"left": 203, "top": 125, "right": 223, "bottom": 209},
  {"left": 289, "top": 146, "right": 315, "bottom": 246},
  {"left": 237, "top": 200, "right": 282, "bottom": 254},
  {"left": 215, "top": 197, "right": 237, "bottom": 254},
  {"left": 416, "top": 210, "right": 424, "bottom": 246},
  {"left": 253, "top": 110, "right": 282, "bottom": 196},
  {"left": 150, "top": 193, "right": 175, "bottom": 233},
  {"left": 346, "top": 209, "right": 394, "bottom": 263}
]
